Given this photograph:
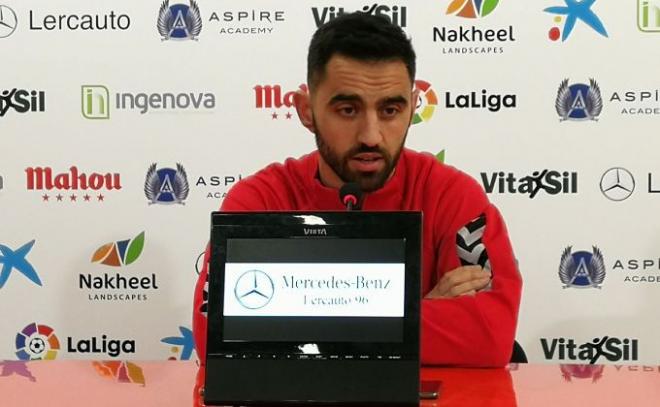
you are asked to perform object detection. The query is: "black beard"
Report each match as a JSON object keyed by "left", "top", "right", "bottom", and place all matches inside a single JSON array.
[{"left": 314, "top": 130, "right": 406, "bottom": 193}]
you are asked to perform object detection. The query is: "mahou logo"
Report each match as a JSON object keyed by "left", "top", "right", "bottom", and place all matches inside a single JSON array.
[
  {"left": 254, "top": 84, "right": 307, "bottom": 120},
  {"left": 26, "top": 166, "right": 122, "bottom": 203}
]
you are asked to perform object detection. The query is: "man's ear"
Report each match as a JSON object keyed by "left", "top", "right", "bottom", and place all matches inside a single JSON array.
[{"left": 294, "top": 85, "right": 315, "bottom": 133}]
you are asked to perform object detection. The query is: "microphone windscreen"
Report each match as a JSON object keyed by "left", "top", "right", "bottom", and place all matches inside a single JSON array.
[{"left": 339, "top": 182, "right": 363, "bottom": 209}]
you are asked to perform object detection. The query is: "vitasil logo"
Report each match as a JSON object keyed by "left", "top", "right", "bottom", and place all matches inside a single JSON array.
[
  {"left": 481, "top": 170, "right": 578, "bottom": 198},
  {"left": 209, "top": 8, "right": 285, "bottom": 35},
  {"left": 639, "top": 0, "right": 660, "bottom": 32},
  {"left": 0, "top": 5, "right": 17, "bottom": 38},
  {"left": 555, "top": 79, "right": 602, "bottom": 121},
  {"left": 81, "top": 85, "right": 216, "bottom": 118},
  {"left": 161, "top": 326, "right": 195, "bottom": 360},
  {"left": 559, "top": 246, "right": 606, "bottom": 289},
  {"left": 0, "top": 88, "right": 45, "bottom": 118},
  {"left": 29, "top": 10, "right": 130, "bottom": 31},
  {"left": 82, "top": 232, "right": 157, "bottom": 302},
  {"left": 545, "top": 0, "right": 608, "bottom": 42},
  {"left": 234, "top": 270, "right": 275, "bottom": 310},
  {"left": 145, "top": 163, "right": 189, "bottom": 205},
  {"left": 255, "top": 84, "right": 306, "bottom": 120},
  {"left": 312, "top": 4, "right": 406, "bottom": 27},
  {"left": 413, "top": 80, "right": 438, "bottom": 125},
  {"left": 446, "top": 0, "right": 500, "bottom": 19},
  {"left": 600, "top": 168, "right": 635, "bottom": 201},
  {"left": 158, "top": 0, "right": 202, "bottom": 41},
  {"left": 541, "top": 337, "right": 638, "bottom": 363},
  {"left": 609, "top": 89, "right": 660, "bottom": 116},
  {"left": 195, "top": 173, "right": 243, "bottom": 199},
  {"left": 26, "top": 166, "right": 121, "bottom": 203},
  {"left": 15, "top": 323, "right": 60, "bottom": 360},
  {"left": 0, "top": 240, "right": 41, "bottom": 289},
  {"left": 435, "top": 0, "right": 514, "bottom": 55}
]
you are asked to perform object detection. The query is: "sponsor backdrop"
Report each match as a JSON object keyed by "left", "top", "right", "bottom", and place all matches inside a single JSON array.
[{"left": 1, "top": 0, "right": 659, "bottom": 366}]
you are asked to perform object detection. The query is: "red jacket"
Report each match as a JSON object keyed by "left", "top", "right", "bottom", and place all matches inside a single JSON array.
[{"left": 192, "top": 149, "right": 522, "bottom": 401}]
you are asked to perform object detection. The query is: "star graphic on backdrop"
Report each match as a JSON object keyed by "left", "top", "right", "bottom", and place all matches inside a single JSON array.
[
  {"left": 97, "top": 194, "right": 105, "bottom": 202},
  {"left": 41, "top": 194, "right": 49, "bottom": 202},
  {"left": 285, "top": 112, "right": 292, "bottom": 119},
  {"left": 0, "top": 240, "right": 41, "bottom": 289},
  {"left": 83, "top": 194, "right": 91, "bottom": 202},
  {"left": 271, "top": 112, "right": 278, "bottom": 119},
  {"left": 70, "top": 195, "right": 77, "bottom": 202},
  {"left": 544, "top": 0, "right": 608, "bottom": 41},
  {"left": 56, "top": 194, "right": 63, "bottom": 202}
]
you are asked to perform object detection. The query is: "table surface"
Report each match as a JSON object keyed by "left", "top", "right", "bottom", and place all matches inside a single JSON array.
[{"left": 1, "top": 361, "right": 659, "bottom": 407}]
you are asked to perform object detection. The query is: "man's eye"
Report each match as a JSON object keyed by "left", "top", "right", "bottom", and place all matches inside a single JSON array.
[
  {"left": 382, "top": 106, "right": 400, "bottom": 117},
  {"left": 338, "top": 106, "right": 357, "bottom": 116}
]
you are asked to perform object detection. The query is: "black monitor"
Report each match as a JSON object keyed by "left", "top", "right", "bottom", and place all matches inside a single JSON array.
[{"left": 205, "top": 211, "right": 422, "bottom": 406}]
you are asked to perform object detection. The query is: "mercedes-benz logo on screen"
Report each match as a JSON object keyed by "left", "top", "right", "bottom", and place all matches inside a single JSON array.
[
  {"left": 0, "top": 5, "right": 18, "bottom": 39},
  {"left": 234, "top": 269, "right": 275, "bottom": 309},
  {"left": 600, "top": 167, "right": 635, "bottom": 201}
]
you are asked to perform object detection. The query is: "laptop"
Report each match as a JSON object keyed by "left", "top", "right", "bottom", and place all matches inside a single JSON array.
[{"left": 205, "top": 211, "right": 422, "bottom": 406}]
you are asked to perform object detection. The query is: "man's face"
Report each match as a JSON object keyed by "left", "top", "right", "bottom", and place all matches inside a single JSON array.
[{"left": 308, "top": 55, "right": 415, "bottom": 192}]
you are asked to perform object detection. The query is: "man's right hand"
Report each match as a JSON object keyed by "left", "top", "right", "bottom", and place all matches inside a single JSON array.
[{"left": 424, "top": 265, "right": 491, "bottom": 299}]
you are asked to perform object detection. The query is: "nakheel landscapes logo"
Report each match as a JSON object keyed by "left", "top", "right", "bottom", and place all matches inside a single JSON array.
[{"left": 81, "top": 232, "right": 158, "bottom": 302}]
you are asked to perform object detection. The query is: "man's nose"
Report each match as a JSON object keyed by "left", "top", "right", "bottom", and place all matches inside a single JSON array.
[{"left": 357, "top": 110, "right": 383, "bottom": 147}]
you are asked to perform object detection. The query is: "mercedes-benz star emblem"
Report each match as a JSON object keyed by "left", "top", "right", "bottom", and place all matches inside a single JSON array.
[
  {"left": 0, "top": 5, "right": 17, "bottom": 39},
  {"left": 234, "top": 270, "right": 274, "bottom": 309},
  {"left": 600, "top": 167, "right": 635, "bottom": 201}
]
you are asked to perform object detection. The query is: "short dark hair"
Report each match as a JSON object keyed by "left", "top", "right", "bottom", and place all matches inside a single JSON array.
[{"left": 307, "top": 12, "right": 416, "bottom": 89}]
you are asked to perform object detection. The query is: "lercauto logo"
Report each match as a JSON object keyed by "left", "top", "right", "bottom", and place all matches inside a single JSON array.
[
  {"left": 559, "top": 246, "right": 606, "bottom": 289},
  {"left": 145, "top": 163, "right": 189, "bottom": 205},
  {"left": 158, "top": 0, "right": 202, "bottom": 41},
  {"left": 92, "top": 361, "right": 145, "bottom": 385},
  {"left": 555, "top": 79, "right": 602, "bottom": 121},
  {"left": 0, "top": 240, "right": 41, "bottom": 289},
  {"left": 91, "top": 232, "right": 145, "bottom": 267},
  {"left": 544, "top": 0, "right": 608, "bottom": 42},
  {"left": 161, "top": 326, "right": 195, "bottom": 360},
  {"left": 446, "top": 0, "right": 500, "bottom": 18},
  {"left": 234, "top": 269, "right": 275, "bottom": 309},
  {"left": 413, "top": 80, "right": 437, "bottom": 125},
  {"left": 15, "top": 323, "right": 60, "bottom": 360}
]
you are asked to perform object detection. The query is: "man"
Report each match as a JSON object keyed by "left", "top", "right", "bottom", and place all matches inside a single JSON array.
[{"left": 193, "top": 11, "right": 521, "bottom": 393}]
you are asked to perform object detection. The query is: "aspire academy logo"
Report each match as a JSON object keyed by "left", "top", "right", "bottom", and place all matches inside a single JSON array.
[{"left": 158, "top": 0, "right": 202, "bottom": 41}]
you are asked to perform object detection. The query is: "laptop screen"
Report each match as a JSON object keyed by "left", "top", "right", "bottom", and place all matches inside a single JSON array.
[{"left": 222, "top": 238, "right": 405, "bottom": 344}]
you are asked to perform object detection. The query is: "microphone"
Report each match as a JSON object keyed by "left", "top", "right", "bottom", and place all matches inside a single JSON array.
[{"left": 339, "top": 183, "right": 363, "bottom": 211}]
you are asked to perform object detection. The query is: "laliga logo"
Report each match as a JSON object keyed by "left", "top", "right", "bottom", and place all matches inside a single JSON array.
[{"left": 234, "top": 270, "right": 274, "bottom": 310}]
